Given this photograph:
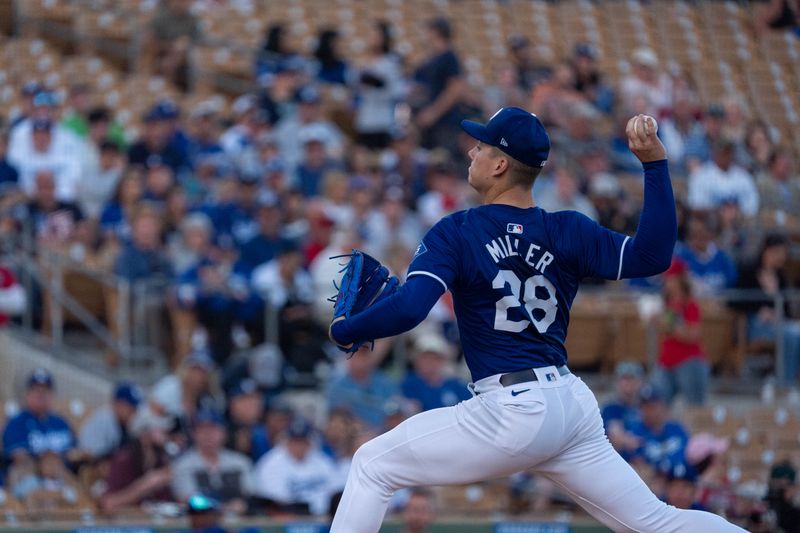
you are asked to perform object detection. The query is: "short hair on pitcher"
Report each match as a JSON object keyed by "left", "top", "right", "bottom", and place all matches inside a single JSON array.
[{"left": 490, "top": 146, "right": 542, "bottom": 187}]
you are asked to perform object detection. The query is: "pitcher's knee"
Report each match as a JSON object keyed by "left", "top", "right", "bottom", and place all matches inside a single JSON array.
[{"left": 350, "top": 439, "right": 397, "bottom": 494}]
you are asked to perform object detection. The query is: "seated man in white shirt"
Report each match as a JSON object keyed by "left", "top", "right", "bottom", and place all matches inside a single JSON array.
[
  {"left": 688, "top": 138, "right": 759, "bottom": 218},
  {"left": 252, "top": 417, "right": 338, "bottom": 516}
]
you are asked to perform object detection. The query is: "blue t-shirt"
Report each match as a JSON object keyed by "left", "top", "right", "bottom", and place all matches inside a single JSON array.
[
  {"left": 401, "top": 372, "right": 471, "bottom": 412},
  {"left": 624, "top": 419, "right": 689, "bottom": 471},
  {"left": 600, "top": 399, "right": 641, "bottom": 433},
  {"left": 674, "top": 242, "right": 737, "bottom": 291},
  {"left": 2, "top": 410, "right": 75, "bottom": 458},
  {"left": 407, "top": 205, "right": 629, "bottom": 381}
]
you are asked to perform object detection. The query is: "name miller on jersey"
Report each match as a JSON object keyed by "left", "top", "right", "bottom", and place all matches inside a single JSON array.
[{"left": 485, "top": 235, "right": 554, "bottom": 274}]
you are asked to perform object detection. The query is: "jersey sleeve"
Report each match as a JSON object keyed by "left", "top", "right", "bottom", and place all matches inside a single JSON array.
[
  {"left": 406, "top": 217, "right": 460, "bottom": 291},
  {"left": 550, "top": 211, "right": 629, "bottom": 281}
]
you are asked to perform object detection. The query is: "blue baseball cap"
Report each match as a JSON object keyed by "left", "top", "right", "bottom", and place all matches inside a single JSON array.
[
  {"left": 27, "top": 368, "right": 54, "bottom": 389},
  {"left": 287, "top": 417, "right": 313, "bottom": 439},
  {"left": 461, "top": 107, "right": 550, "bottom": 169},
  {"left": 193, "top": 407, "right": 225, "bottom": 427},
  {"left": 113, "top": 381, "right": 143, "bottom": 407},
  {"left": 639, "top": 384, "right": 665, "bottom": 404}
]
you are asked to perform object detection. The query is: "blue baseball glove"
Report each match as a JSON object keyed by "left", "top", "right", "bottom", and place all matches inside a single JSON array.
[{"left": 329, "top": 250, "right": 399, "bottom": 354}]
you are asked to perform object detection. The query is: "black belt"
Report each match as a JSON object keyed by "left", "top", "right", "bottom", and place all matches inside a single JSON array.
[{"left": 499, "top": 366, "right": 571, "bottom": 387}]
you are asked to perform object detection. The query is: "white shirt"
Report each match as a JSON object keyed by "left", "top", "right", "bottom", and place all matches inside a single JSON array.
[
  {"left": 688, "top": 161, "right": 759, "bottom": 217},
  {"left": 251, "top": 259, "right": 315, "bottom": 308},
  {"left": 78, "top": 405, "right": 123, "bottom": 459},
  {"left": 252, "top": 443, "right": 337, "bottom": 515},
  {"left": 8, "top": 121, "right": 86, "bottom": 201}
]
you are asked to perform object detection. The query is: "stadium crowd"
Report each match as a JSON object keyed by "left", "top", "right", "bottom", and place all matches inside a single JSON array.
[{"left": 0, "top": 3, "right": 799, "bottom": 531}]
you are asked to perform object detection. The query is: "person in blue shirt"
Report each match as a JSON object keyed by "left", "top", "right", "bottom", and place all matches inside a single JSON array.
[
  {"left": 624, "top": 385, "right": 690, "bottom": 473},
  {"left": 0, "top": 129, "right": 19, "bottom": 193},
  {"left": 674, "top": 212, "right": 737, "bottom": 295},
  {"left": 600, "top": 361, "right": 645, "bottom": 455},
  {"left": 327, "top": 109, "right": 744, "bottom": 532},
  {"left": 401, "top": 333, "right": 470, "bottom": 412},
  {"left": 113, "top": 204, "right": 172, "bottom": 283},
  {"left": 2, "top": 369, "right": 76, "bottom": 468}
]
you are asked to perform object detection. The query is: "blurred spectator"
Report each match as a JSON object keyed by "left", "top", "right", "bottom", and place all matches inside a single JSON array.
[
  {"left": 276, "top": 86, "right": 345, "bottom": 172},
  {"left": 765, "top": 460, "right": 800, "bottom": 531},
  {"left": 587, "top": 172, "right": 638, "bottom": 235},
  {"left": 675, "top": 213, "right": 737, "bottom": 295},
  {"left": 224, "top": 378, "right": 264, "bottom": 458},
  {"left": 251, "top": 398, "right": 294, "bottom": 460},
  {"left": 757, "top": 147, "right": 800, "bottom": 220},
  {"left": 353, "top": 21, "right": 403, "bottom": 149},
  {"left": 720, "top": 96, "right": 750, "bottom": 148},
  {"left": 9, "top": 117, "right": 82, "bottom": 202},
  {"left": 624, "top": 385, "right": 689, "bottom": 473},
  {"left": 220, "top": 95, "right": 266, "bottom": 175},
  {"left": 128, "top": 105, "right": 190, "bottom": 174},
  {"left": 401, "top": 333, "right": 469, "bottom": 412},
  {"left": 506, "top": 34, "right": 552, "bottom": 94},
  {"left": 99, "top": 170, "right": 143, "bottom": 244},
  {"left": 653, "top": 258, "right": 710, "bottom": 406},
  {"left": 113, "top": 204, "right": 172, "bottom": 282},
  {"left": 150, "top": 348, "right": 224, "bottom": 421},
  {"left": 61, "top": 85, "right": 119, "bottom": 144},
  {"left": 661, "top": 464, "right": 706, "bottom": 510},
  {"left": 8, "top": 80, "right": 43, "bottom": 129},
  {"left": 293, "top": 129, "right": 342, "bottom": 198},
  {"left": 571, "top": 43, "right": 614, "bottom": 114},
  {"left": 0, "top": 261, "right": 25, "bottom": 325},
  {"left": 529, "top": 61, "right": 583, "bottom": 128},
  {"left": 688, "top": 138, "right": 759, "bottom": 218},
  {"left": 363, "top": 187, "right": 423, "bottom": 260},
  {"left": 601, "top": 362, "right": 644, "bottom": 456},
  {"left": 481, "top": 62, "right": 526, "bottom": 117},
  {"left": 399, "top": 488, "right": 436, "bottom": 533},
  {"left": 659, "top": 91, "right": 702, "bottom": 177},
  {"left": 549, "top": 100, "right": 606, "bottom": 165},
  {"left": 187, "top": 101, "right": 225, "bottom": 161},
  {"left": 252, "top": 417, "right": 338, "bottom": 516},
  {"left": 168, "top": 212, "right": 214, "bottom": 275},
  {"left": 186, "top": 494, "right": 232, "bottom": 533},
  {"left": 535, "top": 163, "right": 598, "bottom": 220},
  {"left": 140, "top": 0, "right": 200, "bottom": 90},
  {"left": 686, "top": 433, "right": 736, "bottom": 516},
  {"left": 320, "top": 407, "right": 359, "bottom": 470},
  {"left": 735, "top": 233, "right": 800, "bottom": 386},
  {"left": 314, "top": 28, "right": 351, "bottom": 86},
  {"left": 100, "top": 408, "right": 177, "bottom": 514},
  {"left": 255, "top": 23, "right": 303, "bottom": 82},
  {"left": 620, "top": 47, "right": 672, "bottom": 116},
  {"left": 77, "top": 139, "right": 125, "bottom": 220},
  {"left": 171, "top": 407, "right": 253, "bottom": 513},
  {"left": 417, "top": 157, "right": 470, "bottom": 229},
  {"left": 684, "top": 105, "right": 727, "bottom": 172},
  {"left": 0, "top": 128, "right": 20, "bottom": 192},
  {"left": 383, "top": 127, "right": 428, "bottom": 207},
  {"left": 238, "top": 196, "right": 284, "bottom": 274},
  {"left": 79, "top": 381, "right": 143, "bottom": 460},
  {"left": 326, "top": 344, "right": 400, "bottom": 430},
  {"left": 411, "top": 17, "right": 468, "bottom": 157},
  {"left": 741, "top": 120, "right": 774, "bottom": 174},
  {"left": 2, "top": 369, "right": 76, "bottom": 468}
]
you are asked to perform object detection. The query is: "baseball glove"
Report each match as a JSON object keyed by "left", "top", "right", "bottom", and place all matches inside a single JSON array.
[{"left": 329, "top": 250, "right": 399, "bottom": 354}]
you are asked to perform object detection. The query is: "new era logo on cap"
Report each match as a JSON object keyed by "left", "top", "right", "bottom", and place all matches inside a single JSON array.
[
  {"left": 507, "top": 223, "right": 523, "bottom": 234},
  {"left": 500, "top": 138, "right": 508, "bottom": 147}
]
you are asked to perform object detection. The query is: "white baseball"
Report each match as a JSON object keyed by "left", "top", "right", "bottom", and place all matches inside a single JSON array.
[{"left": 644, "top": 115, "right": 658, "bottom": 133}]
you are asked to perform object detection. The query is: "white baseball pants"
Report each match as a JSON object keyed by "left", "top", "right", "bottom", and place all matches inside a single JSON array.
[{"left": 329, "top": 367, "right": 747, "bottom": 533}]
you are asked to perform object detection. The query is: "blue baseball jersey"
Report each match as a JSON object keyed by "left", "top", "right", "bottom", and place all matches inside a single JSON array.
[
  {"left": 2, "top": 410, "right": 75, "bottom": 458},
  {"left": 407, "top": 204, "right": 629, "bottom": 381}
]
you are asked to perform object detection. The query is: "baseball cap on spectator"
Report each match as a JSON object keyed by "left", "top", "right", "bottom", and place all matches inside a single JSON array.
[
  {"left": 184, "top": 348, "right": 216, "bottom": 371},
  {"left": 413, "top": 333, "right": 453, "bottom": 360},
  {"left": 256, "top": 190, "right": 280, "bottom": 209},
  {"left": 706, "top": 104, "right": 726, "bottom": 119},
  {"left": 27, "top": 368, "right": 54, "bottom": 389},
  {"left": 187, "top": 494, "right": 221, "bottom": 515},
  {"left": 113, "top": 381, "right": 144, "bottom": 407},
  {"left": 22, "top": 80, "right": 43, "bottom": 96},
  {"left": 639, "top": 384, "right": 665, "bottom": 404},
  {"left": 193, "top": 407, "right": 225, "bottom": 427},
  {"left": 228, "top": 378, "right": 259, "bottom": 399},
  {"left": 686, "top": 433, "right": 729, "bottom": 466},
  {"left": 276, "top": 238, "right": 301, "bottom": 257},
  {"left": 461, "top": 107, "right": 550, "bottom": 168},
  {"left": 232, "top": 94, "right": 258, "bottom": 116},
  {"left": 427, "top": 16, "right": 452, "bottom": 40},
  {"left": 632, "top": 47, "right": 658, "bottom": 68},
  {"left": 32, "top": 118, "right": 53, "bottom": 132},
  {"left": 287, "top": 417, "right": 314, "bottom": 439},
  {"left": 298, "top": 124, "right": 328, "bottom": 145},
  {"left": 153, "top": 99, "right": 180, "bottom": 120},
  {"left": 190, "top": 99, "right": 222, "bottom": 119},
  {"left": 664, "top": 463, "right": 698, "bottom": 483},
  {"left": 508, "top": 34, "right": 530, "bottom": 51},
  {"left": 32, "top": 91, "right": 59, "bottom": 107},
  {"left": 614, "top": 361, "right": 644, "bottom": 379},
  {"left": 574, "top": 42, "right": 597, "bottom": 60},
  {"left": 296, "top": 85, "right": 322, "bottom": 105}
]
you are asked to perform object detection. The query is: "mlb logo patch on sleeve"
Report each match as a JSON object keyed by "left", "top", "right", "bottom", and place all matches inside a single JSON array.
[{"left": 507, "top": 223, "right": 524, "bottom": 234}]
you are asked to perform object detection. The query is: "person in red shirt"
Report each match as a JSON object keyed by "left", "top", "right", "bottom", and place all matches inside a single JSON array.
[
  {"left": 0, "top": 265, "right": 25, "bottom": 326},
  {"left": 654, "top": 257, "right": 710, "bottom": 405}
]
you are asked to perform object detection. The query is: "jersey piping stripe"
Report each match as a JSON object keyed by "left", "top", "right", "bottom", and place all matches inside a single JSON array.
[
  {"left": 407, "top": 270, "right": 448, "bottom": 291},
  {"left": 616, "top": 236, "right": 630, "bottom": 281}
]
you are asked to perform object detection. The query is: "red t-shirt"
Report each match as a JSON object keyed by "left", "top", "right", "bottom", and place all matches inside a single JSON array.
[
  {"left": 0, "top": 267, "right": 15, "bottom": 326},
  {"left": 659, "top": 299, "right": 705, "bottom": 369}
]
